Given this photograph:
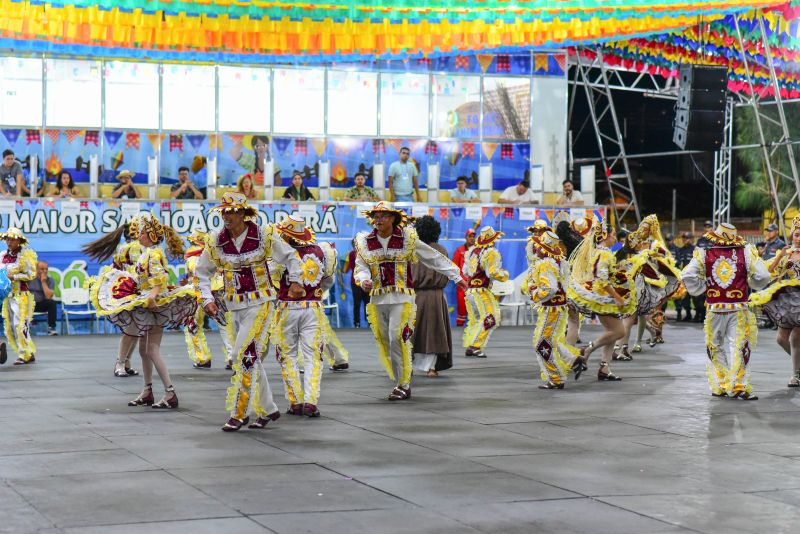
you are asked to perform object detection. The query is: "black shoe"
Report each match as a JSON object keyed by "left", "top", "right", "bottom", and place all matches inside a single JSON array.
[
  {"left": 193, "top": 361, "right": 212, "bottom": 369},
  {"left": 1, "top": 342, "right": 8, "bottom": 365},
  {"left": 692, "top": 316, "right": 703, "bottom": 323},
  {"left": 354, "top": 323, "right": 360, "bottom": 329},
  {"left": 681, "top": 315, "right": 692, "bottom": 322},
  {"left": 330, "top": 363, "right": 349, "bottom": 372},
  {"left": 225, "top": 360, "right": 233, "bottom": 370}
]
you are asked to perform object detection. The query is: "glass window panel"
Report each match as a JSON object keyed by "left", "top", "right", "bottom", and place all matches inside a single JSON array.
[
  {"left": 0, "top": 57, "right": 42, "bottom": 127},
  {"left": 45, "top": 59, "right": 101, "bottom": 128},
  {"left": 380, "top": 73, "right": 429, "bottom": 137},
  {"left": 105, "top": 61, "right": 159, "bottom": 129},
  {"left": 273, "top": 68, "right": 325, "bottom": 134},
  {"left": 432, "top": 74, "right": 480, "bottom": 138},
  {"left": 219, "top": 66, "right": 270, "bottom": 132},
  {"left": 162, "top": 64, "right": 215, "bottom": 131},
  {"left": 327, "top": 70, "right": 377, "bottom": 135},
  {"left": 483, "top": 76, "right": 531, "bottom": 140}
]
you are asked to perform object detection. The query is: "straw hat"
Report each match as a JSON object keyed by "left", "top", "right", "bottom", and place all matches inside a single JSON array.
[
  {"left": 531, "top": 231, "right": 564, "bottom": 259},
  {"left": 186, "top": 229, "right": 208, "bottom": 247},
  {"left": 0, "top": 227, "right": 28, "bottom": 244},
  {"left": 707, "top": 222, "right": 744, "bottom": 246},
  {"left": 115, "top": 170, "right": 135, "bottom": 181},
  {"left": 211, "top": 192, "right": 258, "bottom": 219},
  {"left": 362, "top": 201, "right": 409, "bottom": 228},
  {"left": 276, "top": 215, "right": 316, "bottom": 245},
  {"left": 526, "top": 219, "right": 550, "bottom": 234},
  {"left": 571, "top": 217, "right": 592, "bottom": 237},
  {"left": 475, "top": 226, "right": 503, "bottom": 248}
]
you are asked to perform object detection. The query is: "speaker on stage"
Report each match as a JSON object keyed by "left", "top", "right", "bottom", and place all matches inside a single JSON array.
[{"left": 673, "top": 65, "right": 727, "bottom": 151}]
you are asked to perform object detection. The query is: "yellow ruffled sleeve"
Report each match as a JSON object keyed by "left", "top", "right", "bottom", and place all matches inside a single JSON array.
[
  {"left": 593, "top": 249, "right": 612, "bottom": 290},
  {"left": 8, "top": 248, "right": 37, "bottom": 281},
  {"left": 140, "top": 248, "right": 168, "bottom": 290},
  {"left": 531, "top": 260, "right": 558, "bottom": 303},
  {"left": 482, "top": 248, "right": 509, "bottom": 282}
]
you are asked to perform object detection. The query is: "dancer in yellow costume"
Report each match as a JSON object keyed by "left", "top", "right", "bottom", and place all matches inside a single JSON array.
[
  {"left": 195, "top": 192, "right": 304, "bottom": 431},
  {"left": 0, "top": 228, "right": 37, "bottom": 365},
  {"left": 183, "top": 230, "right": 234, "bottom": 369},
  {"left": 751, "top": 216, "right": 800, "bottom": 387},
  {"left": 82, "top": 220, "right": 144, "bottom": 377},
  {"left": 271, "top": 216, "right": 337, "bottom": 418},
  {"left": 682, "top": 223, "right": 769, "bottom": 399},
  {"left": 462, "top": 226, "right": 509, "bottom": 358},
  {"left": 354, "top": 202, "right": 465, "bottom": 401},
  {"left": 524, "top": 231, "right": 585, "bottom": 389},
  {"left": 568, "top": 218, "right": 635, "bottom": 381},
  {"left": 90, "top": 212, "right": 196, "bottom": 409}
]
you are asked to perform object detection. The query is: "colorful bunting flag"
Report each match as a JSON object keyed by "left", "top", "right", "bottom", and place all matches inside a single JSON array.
[
  {"left": 516, "top": 143, "right": 531, "bottom": 160},
  {"left": 208, "top": 134, "right": 223, "bottom": 150},
  {"left": 26, "top": 129, "right": 41, "bottom": 145},
  {"left": 1, "top": 129, "right": 21, "bottom": 145},
  {"left": 273, "top": 137, "right": 291, "bottom": 155},
  {"left": 294, "top": 138, "right": 308, "bottom": 155},
  {"left": 186, "top": 134, "right": 206, "bottom": 150},
  {"left": 496, "top": 55, "right": 511, "bottom": 72},
  {"left": 500, "top": 143, "right": 513, "bottom": 160},
  {"left": 476, "top": 55, "right": 495, "bottom": 73},
  {"left": 462, "top": 142, "right": 475, "bottom": 158},
  {"left": 64, "top": 130, "right": 82, "bottom": 144},
  {"left": 372, "top": 139, "right": 386, "bottom": 155},
  {"left": 311, "top": 139, "right": 328, "bottom": 157},
  {"left": 45, "top": 129, "right": 61, "bottom": 144},
  {"left": 125, "top": 132, "right": 140, "bottom": 150},
  {"left": 424, "top": 141, "right": 438, "bottom": 155},
  {"left": 146, "top": 133, "right": 165, "bottom": 150},
  {"left": 455, "top": 55, "right": 470, "bottom": 70},
  {"left": 169, "top": 134, "right": 183, "bottom": 152},
  {"left": 84, "top": 130, "right": 99, "bottom": 146},
  {"left": 481, "top": 142, "right": 498, "bottom": 160}
]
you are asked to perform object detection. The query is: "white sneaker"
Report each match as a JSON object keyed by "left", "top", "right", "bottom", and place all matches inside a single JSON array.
[{"left": 47, "top": 328, "right": 58, "bottom": 336}]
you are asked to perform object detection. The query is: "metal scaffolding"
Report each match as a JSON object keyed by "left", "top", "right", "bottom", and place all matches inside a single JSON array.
[
  {"left": 571, "top": 49, "right": 641, "bottom": 224},
  {"left": 712, "top": 98, "right": 734, "bottom": 227},
  {"left": 730, "top": 9, "right": 800, "bottom": 234}
]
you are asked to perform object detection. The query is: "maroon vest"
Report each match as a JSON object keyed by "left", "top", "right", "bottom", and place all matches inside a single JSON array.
[
  {"left": 467, "top": 248, "right": 491, "bottom": 289},
  {"left": 704, "top": 246, "right": 749, "bottom": 304},
  {"left": 365, "top": 229, "right": 414, "bottom": 291},
  {"left": 278, "top": 244, "right": 326, "bottom": 302},
  {"left": 217, "top": 221, "right": 268, "bottom": 296}
]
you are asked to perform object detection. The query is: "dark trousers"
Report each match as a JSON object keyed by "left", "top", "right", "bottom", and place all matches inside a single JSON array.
[
  {"left": 692, "top": 295, "right": 706, "bottom": 320},
  {"left": 34, "top": 299, "right": 57, "bottom": 328},
  {"left": 351, "top": 282, "right": 370, "bottom": 327}
]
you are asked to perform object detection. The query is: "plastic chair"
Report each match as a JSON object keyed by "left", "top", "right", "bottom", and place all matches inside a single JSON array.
[
  {"left": 491, "top": 280, "right": 526, "bottom": 326},
  {"left": 322, "top": 289, "right": 340, "bottom": 328},
  {"left": 60, "top": 287, "right": 99, "bottom": 335}
]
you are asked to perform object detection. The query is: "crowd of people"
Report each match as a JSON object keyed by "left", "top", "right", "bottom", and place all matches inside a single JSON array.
[{"left": 2, "top": 194, "right": 798, "bottom": 429}]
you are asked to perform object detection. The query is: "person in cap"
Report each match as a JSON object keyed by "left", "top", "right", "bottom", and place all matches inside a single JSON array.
[
  {"left": 182, "top": 230, "right": 234, "bottom": 370},
  {"left": 82, "top": 220, "right": 144, "bottom": 377},
  {"left": 675, "top": 232, "right": 697, "bottom": 321},
  {"left": 452, "top": 223, "right": 478, "bottom": 326},
  {"left": 682, "top": 223, "right": 770, "bottom": 399},
  {"left": 89, "top": 212, "right": 196, "bottom": 409},
  {"left": 0, "top": 227, "right": 37, "bottom": 365},
  {"left": 525, "top": 231, "right": 585, "bottom": 388},
  {"left": 195, "top": 192, "right": 304, "bottom": 431},
  {"left": 354, "top": 201, "right": 466, "bottom": 400},
  {"left": 751, "top": 216, "right": 800, "bottom": 387},
  {"left": 110, "top": 170, "right": 139, "bottom": 199},
  {"left": 762, "top": 222, "right": 787, "bottom": 261},
  {"left": 462, "top": 226, "right": 509, "bottom": 358},
  {"left": 271, "top": 215, "right": 337, "bottom": 418},
  {"left": 568, "top": 218, "right": 635, "bottom": 381}
]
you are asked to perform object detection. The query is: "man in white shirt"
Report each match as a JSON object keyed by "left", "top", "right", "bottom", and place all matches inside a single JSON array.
[
  {"left": 354, "top": 202, "right": 467, "bottom": 400},
  {"left": 498, "top": 179, "right": 538, "bottom": 205},
  {"left": 387, "top": 147, "right": 421, "bottom": 202},
  {"left": 556, "top": 179, "right": 585, "bottom": 206},
  {"left": 450, "top": 176, "right": 480, "bottom": 203}
]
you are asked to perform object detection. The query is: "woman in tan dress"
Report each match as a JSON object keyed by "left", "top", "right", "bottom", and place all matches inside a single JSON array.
[{"left": 411, "top": 216, "right": 453, "bottom": 377}]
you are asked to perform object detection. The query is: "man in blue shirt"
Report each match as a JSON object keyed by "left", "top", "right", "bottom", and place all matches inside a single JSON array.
[{"left": 387, "top": 146, "right": 420, "bottom": 202}]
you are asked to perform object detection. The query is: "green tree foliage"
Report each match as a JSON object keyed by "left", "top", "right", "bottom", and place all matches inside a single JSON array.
[{"left": 734, "top": 104, "right": 800, "bottom": 220}]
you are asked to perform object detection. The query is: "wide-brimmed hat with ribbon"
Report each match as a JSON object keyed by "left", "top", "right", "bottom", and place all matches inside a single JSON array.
[
  {"left": 526, "top": 219, "right": 550, "bottom": 234},
  {"left": 276, "top": 215, "right": 316, "bottom": 245},
  {"left": 531, "top": 231, "right": 564, "bottom": 259},
  {"left": 211, "top": 192, "right": 258, "bottom": 219},
  {"left": 571, "top": 216, "right": 592, "bottom": 237},
  {"left": 362, "top": 201, "right": 409, "bottom": 228},
  {"left": 186, "top": 229, "right": 208, "bottom": 247},
  {"left": 475, "top": 226, "right": 503, "bottom": 248},
  {"left": 0, "top": 226, "right": 28, "bottom": 244},
  {"left": 706, "top": 222, "right": 745, "bottom": 246}
]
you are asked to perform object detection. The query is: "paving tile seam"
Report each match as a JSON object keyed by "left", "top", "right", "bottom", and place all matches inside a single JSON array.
[
  {"left": 591, "top": 496, "right": 708, "bottom": 534},
  {"left": 0, "top": 447, "right": 126, "bottom": 459},
  {"left": 1, "top": 478, "right": 61, "bottom": 531},
  {"left": 160, "top": 468, "right": 249, "bottom": 518}
]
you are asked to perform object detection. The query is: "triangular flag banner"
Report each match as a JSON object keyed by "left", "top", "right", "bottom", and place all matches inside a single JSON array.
[
  {"left": 208, "top": 134, "right": 223, "bottom": 150},
  {"left": 481, "top": 142, "right": 498, "bottom": 160},
  {"left": 84, "top": 130, "right": 99, "bottom": 146},
  {"left": 26, "top": 129, "right": 41, "bottom": 145},
  {"left": 500, "top": 143, "right": 513, "bottom": 160},
  {"left": 372, "top": 139, "right": 385, "bottom": 155},
  {"left": 496, "top": 55, "right": 511, "bottom": 72},
  {"left": 104, "top": 130, "right": 122, "bottom": 147},
  {"left": 311, "top": 138, "right": 328, "bottom": 157},
  {"left": 125, "top": 132, "right": 140, "bottom": 150},
  {"left": 169, "top": 134, "right": 183, "bottom": 152},
  {"left": 455, "top": 55, "right": 470, "bottom": 70},
  {"left": 447, "top": 143, "right": 461, "bottom": 166},
  {"left": 534, "top": 54, "right": 550, "bottom": 72},
  {"left": 294, "top": 138, "right": 308, "bottom": 155},
  {"left": 492, "top": 207, "right": 503, "bottom": 217},
  {"left": 45, "top": 129, "right": 61, "bottom": 144},
  {"left": 516, "top": 144, "right": 531, "bottom": 160},
  {"left": 462, "top": 142, "right": 475, "bottom": 158},
  {"left": 482, "top": 207, "right": 489, "bottom": 218},
  {"left": 504, "top": 207, "right": 515, "bottom": 219},
  {"left": 147, "top": 133, "right": 165, "bottom": 150},
  {"left": 1, "top": 129, "right": 21, "bottom": 145},
  {"left": 439, "top": 208, "right": 449, "bottom": 220},
  {"left": 273, "top": 137, "right": 291, "bottom": 154},
  {"left": 186, "top": 134, "right": 206, "bottom": 150},
  {"left": 476, "top": 54, "right": 494, "bottom": 73},
  {"left": 387, "top": 139, "right": 404, "bottom": 153},
  {"left": 227, "top": 134, "right": 244, "bottom": 145},
  {"left": 451, "top": 207, "right": 464, "bottom": 218},
  {"left": 64, "top": 130, "right": 82, "bottom": 143}
]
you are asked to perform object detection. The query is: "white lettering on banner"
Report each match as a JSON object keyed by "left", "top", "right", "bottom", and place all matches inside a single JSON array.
[
  {"left": 101, "top": 210, "right": 119, "bottom": 232},
  {"left": 7, "top": 209, "right": 97, "bottom": 234},
  {"left": 0, "top": 200, "right": 14, "bottom": 215},
  {"left": 465, "top": 205, "right": 482, "bottom": 220}
]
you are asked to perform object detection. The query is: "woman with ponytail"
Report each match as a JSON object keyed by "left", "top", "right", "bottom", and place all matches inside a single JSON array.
[
  {"left": 567, "top": 218, "right": 635, "bottom": 381},
  {"left": 89, "top": 212, "right": 197, "bottom": 409}
]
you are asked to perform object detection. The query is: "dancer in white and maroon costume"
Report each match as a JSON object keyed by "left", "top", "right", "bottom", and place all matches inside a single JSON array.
[
  {"left": 195, "top": 192, "right": 304, "bottom": 431},
  {"left": 682, "top": 223, "right": 769, "bottom": 400},
  {"left": 354, "top": 202, "right": 466, "bottom": 401},
  {"left": 272, "top": 216, "right": 336, "bottom": 418},
  {"left": 0, "top": 227, "right": 37, "bottom": 365}
]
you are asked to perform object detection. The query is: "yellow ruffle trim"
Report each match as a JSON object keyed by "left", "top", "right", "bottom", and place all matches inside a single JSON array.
[{"left": 749, "top": 279, "right": 800, "bottom": 306}]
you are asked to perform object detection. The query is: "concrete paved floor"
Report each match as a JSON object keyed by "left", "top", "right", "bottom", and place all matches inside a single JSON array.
[{"left": 2, "top": 321, "right": 800, "bottom": 533}]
